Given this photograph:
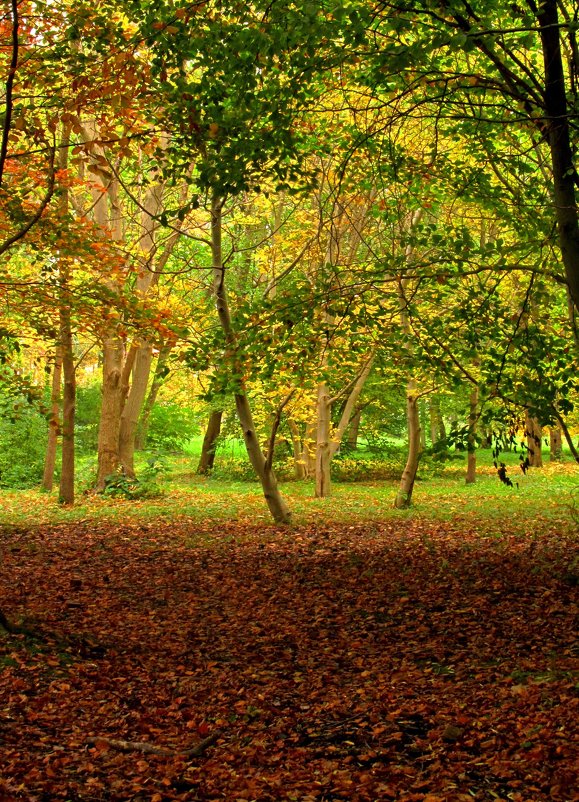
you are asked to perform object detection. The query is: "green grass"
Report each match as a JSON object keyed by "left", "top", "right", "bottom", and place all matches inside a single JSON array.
[{"left": 1, "top": 447, "right": 576, "bottom": 532}]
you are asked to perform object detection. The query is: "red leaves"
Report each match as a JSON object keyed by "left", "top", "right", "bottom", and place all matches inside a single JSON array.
[{"left": 0, "top": 520, "right": 577, "bottom": 800}]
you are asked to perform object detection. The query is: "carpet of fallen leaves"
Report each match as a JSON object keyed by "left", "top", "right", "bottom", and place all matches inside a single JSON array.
[{"left": 1, "top": 518, "right": 578, "bottom": 802}]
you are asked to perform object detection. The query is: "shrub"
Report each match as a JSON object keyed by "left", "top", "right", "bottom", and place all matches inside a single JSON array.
[
  {"left": 145, "top": 402, "right": 200, "bottom": 452},
  {"left": 0, "top": 406, "right": 47, "bottom": 488}
]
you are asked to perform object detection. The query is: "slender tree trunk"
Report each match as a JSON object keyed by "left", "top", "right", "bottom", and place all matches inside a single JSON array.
[
  {"left": 465, "top": 384, "right": 479, "bottom": 485},
  {"left": 287, "top": 419, "right": 307, "bottom": 479},
  {"left": 210, "top": 193, "right": 291, "bottom": 524},
  {"left": 59, "top": 283, "right": 76, "bottom": 505},
  {"left": 135, "top": 342, "right": 172, "bottom": 450},
  {"left": 41, "top": 347, "right": 62, "bottom": 491},
  {"left": 329, "top": 355, "right": 374, "bottom": 459},
  {"left": 301, "top": 421, "right": 317, "bottom": 478},
  {"left": 315, "top": 382, "right": 332, "bottom": 498},
  {"left": 394, "top": 209, "right": 425, "bottom": 507},
  {"left": 197, "top": 410, "right": 223, "bottom": 474},
  {"left": 525, "top": 411, "right": 543, "bottom": 468},
  {"left": 394, "top": 382, "right": 422, "bottom": 509},
  {"left": 552, "top": 408, "right": 579, "bottom": 463},
  {"left": 118, "top": 343, "right": 153, "bottom": 477},
  {"left": 429, "top": 396, "right": 446, "bottom": 446},
  {"left": 549, "top": 425, "right": 563, "bottom": 461},
  {"left": 419, "top": 401, "right": 427, "bottom": 450},
  {"left": 346, "top": 408, "right": 362, "bottom": 450}
]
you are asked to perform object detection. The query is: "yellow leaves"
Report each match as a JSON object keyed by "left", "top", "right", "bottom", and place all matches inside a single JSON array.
[{"left": 208, "top": 122, "right": 220, "bottom": 139}]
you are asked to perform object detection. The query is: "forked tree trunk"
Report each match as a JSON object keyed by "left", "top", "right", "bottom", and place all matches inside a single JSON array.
[
  {"left": 525, "top": 411, "right": 543, "bottom": 468},
  {"left": 197, "top": 410, "right": 223, "bottom": 474},
  {"left": 465, "top": 384, "right": 479, "bottom": 485},
  {"left": 549, "top": 425, "right": 563, "bottom": 461},
  {"left": 96, "top": 336, "right": 125, "bottom": 490},
  {"left": 118, "top": 343, "right": 153, "bottom": 477},
  {"left": 211, "top": 193, "right": 291, "bottom": 524},
  {"left": 41, "top": 347, "right": 62, "bottom": 492},
  {"left": 394, "top": 382, "right": 422, "bottom": 509}
]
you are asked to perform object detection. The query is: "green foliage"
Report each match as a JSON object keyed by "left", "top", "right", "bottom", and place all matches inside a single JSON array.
[
  {"left": 102, "top": 457, "right": 168, "bottom": 500},
  {"left": 145, "top": 401, "right": 200, "bottom": 453},
  {"left": 75, "top": 384, "right": 101, "bottom": 453},
  {"left": 0, "top": 405, "right": 47, "bottom": 488}
]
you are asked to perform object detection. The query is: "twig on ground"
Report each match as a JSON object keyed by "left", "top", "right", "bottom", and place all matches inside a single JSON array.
[{"left": 86, "top": 733, "right": 218, "bottom": 758}]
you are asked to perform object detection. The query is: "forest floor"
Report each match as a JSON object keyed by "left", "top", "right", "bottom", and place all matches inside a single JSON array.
[{"left": 1, "top": 514, "right": 578, "bottom": 801}]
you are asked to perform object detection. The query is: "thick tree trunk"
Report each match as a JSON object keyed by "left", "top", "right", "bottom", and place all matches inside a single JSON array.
[
  {"left": 210, "top": 193, "right": 291, "bottom": 523},
  {"left": 118, "top": 343, "right": 153, "bottom": 477},
  {"left": 525, "top": 411, "right": 543, "bottom": 468},
  {"left": 197, "top": 410, "right": 223, "bottom": 474},
  {"left": 96, "top": 337, "right": 124, "bottom": 490},
  {"left": 394, "top": 382, "right": 422, "bottom": 509},
  {"left": 538, "top": 1, "right": 579, "bottom": 319},
  {"left": 465, "top": 384, "right": 479, "bottom": 485},
  {"left": 41, "top": 347, "right": 62, "bottom": 492},
  {"left": 59, "top": 295, "right": 76, "bottom": 505},
  {"left": 549, "top": 425, "right": 563, "bottom": 462},
  {"left": 315, "top": 382, "right": 332, "bottom": 498}
]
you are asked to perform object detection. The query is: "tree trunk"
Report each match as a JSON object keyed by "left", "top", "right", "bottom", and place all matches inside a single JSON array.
[
  {"left": 329, "top": 355, "right": 374, "bottom": 459},
  {"left": 210, "top": 193, "right": 291, "bottom": 523},
  {"left": 525, "top": 411, "right": 543, "bottom": 468},
  {"left": 429, "top": 396, "right": 446, "bottom": 446},
  {"left": 287, "top": 419, "right": 307, "bottom": 480},
  {"left": 465, "top": 384, "right": 479, "bottom": 485},
  {"left": 419, "top": 401, "right": 427, "bottom": 450},
  {"left": 135, "top": 342, "right": 172, "bottom": 451},
  {"left": 315, "top": 382, "right": 332, "bottom": 498},
  {"left": 394, "top": 382, "right": 422, "bottom": 509},
  {"left": 346, "top": 408, "right": 362, "bottom": 450},
  {"left": 549, "top": 425, "right": 563, "bottom": 462},
  {"left": 96, "top": 337, "right": 125, "bottom": 490},
  {"left": 41, "top": 347, "right": 62, "bottom": 492},
  {"left": 118, "top": 343, "right": 153, "bottom": 477},
  {"left": 301, "top": 421, "right": 316, "bottom": 478},
  {"left": 59, "top": 292, "right": 76, "bottom": 505},
  {"left": 197, "top": 410, "right": 223, "bottom": 474},
  {"left": 538, "top": 1, "right": 579, "bottom": 319}
]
